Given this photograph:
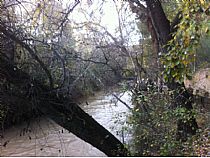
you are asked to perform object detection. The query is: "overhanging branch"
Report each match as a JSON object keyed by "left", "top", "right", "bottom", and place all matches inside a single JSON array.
[{"left": 0, "top": 23, "right": 54, "bottom": 88}]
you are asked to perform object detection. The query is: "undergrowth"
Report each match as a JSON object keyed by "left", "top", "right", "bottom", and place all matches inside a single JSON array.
[{"left": 123, "top": 82, "right": 210, "bottom": 156}]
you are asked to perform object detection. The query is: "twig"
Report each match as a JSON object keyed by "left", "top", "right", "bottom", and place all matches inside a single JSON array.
[
  {"left": 112, "top": 93, "right": 132, "bottom": 110},
  {"left": 0, "top": 24, "right": 54, "bottom": 89}
]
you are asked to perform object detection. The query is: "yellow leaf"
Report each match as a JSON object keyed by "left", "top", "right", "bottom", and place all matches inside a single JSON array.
[
  {"left": 200, "top": 0, "right": 205, "bottom": 5},
  {"left": 184, "top": 36, "right": 190, "bottom": 46},
  {"left": 205, "top": 27, "right": 209, "bottom": 33},
  {"left": 183, "top": 60, "right": 188, "bottom": 65}
]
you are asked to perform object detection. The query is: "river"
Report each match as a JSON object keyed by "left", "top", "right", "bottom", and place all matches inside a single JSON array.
[{"left": 0, "top": 90, "right": 133, "bottom": 156}]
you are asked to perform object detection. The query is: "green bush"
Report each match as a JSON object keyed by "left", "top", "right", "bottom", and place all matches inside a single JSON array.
[{"left": 126, "top": 84, "right": 206, "bottom": 156}]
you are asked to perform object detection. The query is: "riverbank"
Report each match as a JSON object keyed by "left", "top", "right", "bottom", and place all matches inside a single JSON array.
[{"left": 0, "top": 80, "right": 127, "bottom": 132}]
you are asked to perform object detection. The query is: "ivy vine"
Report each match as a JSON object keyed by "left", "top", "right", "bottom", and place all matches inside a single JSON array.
[{"left": 162, "top": 0, "right": 210, "bottom": 84}]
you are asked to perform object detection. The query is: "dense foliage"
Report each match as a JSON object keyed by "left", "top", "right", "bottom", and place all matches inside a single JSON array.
[{"left": 162, "top": 0, "right": 210, "bottom": 83}]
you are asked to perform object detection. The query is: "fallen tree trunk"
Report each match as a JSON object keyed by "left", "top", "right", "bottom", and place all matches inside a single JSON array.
[{"left": 0, "top": 56, "right": 129, "bottom": 156}]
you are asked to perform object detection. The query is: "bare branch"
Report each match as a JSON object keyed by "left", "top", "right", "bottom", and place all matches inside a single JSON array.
[
  {"left": 112, "top": 93, "right": 132, "bottom": 110},
  {"left": 0, "top": 23, "right": 54, "bottom": 89},
  {"left": 58, "top": 0, "right": 80, "bottom": 36}
]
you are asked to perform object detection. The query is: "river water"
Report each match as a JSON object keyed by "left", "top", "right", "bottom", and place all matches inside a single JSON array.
[{"left": 0, "top": 90, "right": 133, "bottom": 156}]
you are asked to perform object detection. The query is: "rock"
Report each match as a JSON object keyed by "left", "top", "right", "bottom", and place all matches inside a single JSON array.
[{"left": 184, "top": 68, "right": 210, "bottom": 98}]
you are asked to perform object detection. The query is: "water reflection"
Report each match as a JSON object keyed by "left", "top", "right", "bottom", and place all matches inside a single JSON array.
[{"left": 0, "top": 90, "right": 132, "bottom": 156}]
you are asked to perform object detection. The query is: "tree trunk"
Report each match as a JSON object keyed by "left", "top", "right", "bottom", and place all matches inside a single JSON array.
[
  {"left": 145, "top": 0, "right": 198, "bottom": 140},
  {"left": 0, "top": 56, "right": 129, "bottom": 156}
]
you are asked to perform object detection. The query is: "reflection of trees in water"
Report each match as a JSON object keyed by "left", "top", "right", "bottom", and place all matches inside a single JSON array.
[{"left": 1, "top": 118, "right": 70, "bottom": 156}]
